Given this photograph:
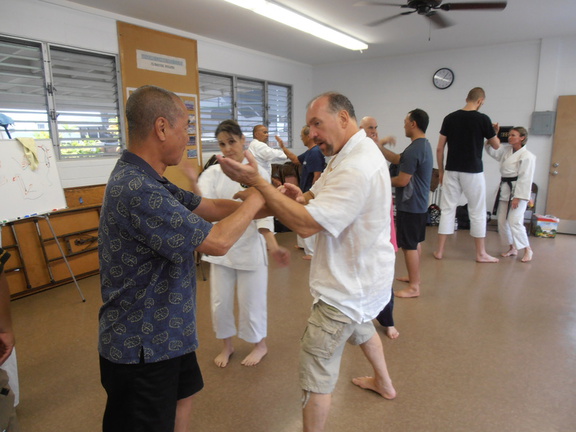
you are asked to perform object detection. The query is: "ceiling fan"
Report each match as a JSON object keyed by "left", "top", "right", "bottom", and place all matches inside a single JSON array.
[{"left": 355, "top": 1, "right": 507, "bottom": 29}]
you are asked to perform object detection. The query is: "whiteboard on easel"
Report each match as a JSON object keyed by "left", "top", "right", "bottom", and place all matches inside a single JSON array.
[{"left": 0, "top": 139, "right": 67, "bottom": 223}]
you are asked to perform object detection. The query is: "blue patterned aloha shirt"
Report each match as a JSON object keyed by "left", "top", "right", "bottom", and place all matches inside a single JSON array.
[{"left": 98, "top": 151, "right": 212, "bottom": 364}]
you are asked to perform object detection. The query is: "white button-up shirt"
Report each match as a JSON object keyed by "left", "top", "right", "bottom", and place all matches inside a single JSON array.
[
  {"left": 306, "top": 130, "right": 395, "bottom": 323},
  {"left": 248, "top": 139, "right": 288, "bottom": 176}
]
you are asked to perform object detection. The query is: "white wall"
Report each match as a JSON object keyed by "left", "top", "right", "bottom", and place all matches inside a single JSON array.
[
  {"left": 0, "top": 0, "right": 313, "bottom": 187},
  {"left": 3, "top": 0, "right": 575, "bottom": 212},
  {"left": 312, "top": 36, "right": 576, "bottom": 215}
]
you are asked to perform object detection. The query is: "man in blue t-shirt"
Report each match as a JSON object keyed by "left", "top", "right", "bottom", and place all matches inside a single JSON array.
[
  {"left": 98, "top": 85, "right": 265, "bottom": 432},
  {"left": 276, "top": 126, "right": 325, "bottom": 193},
  {"left": 378, "top": 109, "right": 433, "bottom": 298},
  {"left": 277, "top": 126, "right": 326, "bottom": 259}
]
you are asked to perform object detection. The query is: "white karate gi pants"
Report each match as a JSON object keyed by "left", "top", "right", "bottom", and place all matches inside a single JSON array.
[
  {"left": 497, "top": 199, "right": 530, "bottom": 250},
  {"left": 297, "top": 234, "right": 316, "bottom": 256},
  {"left": 209, "top": 263, "right": 267, "bottom": 343},
  {"left": 438, "top": 171, "right": 487, "bottom": 238}
]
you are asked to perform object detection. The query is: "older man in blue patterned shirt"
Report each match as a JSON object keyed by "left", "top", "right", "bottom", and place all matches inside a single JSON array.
[{"left": 98, "top": 85, "right": 265, "bottom": 432}]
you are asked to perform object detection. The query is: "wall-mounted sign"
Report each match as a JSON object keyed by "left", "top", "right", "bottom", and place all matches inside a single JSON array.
[{"left": 136, "top": 50, "right": 187, "bottom": 75}]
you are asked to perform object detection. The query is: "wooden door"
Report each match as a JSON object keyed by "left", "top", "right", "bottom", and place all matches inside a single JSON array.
[{"left": 546, "top": 95, "right": 576, "bottom": 234}]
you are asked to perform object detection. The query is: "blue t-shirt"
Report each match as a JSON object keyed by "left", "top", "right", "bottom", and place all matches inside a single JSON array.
[
  {"left": 298, "top": 145, "right": 325, "bottom": 192},
  {"left": 395, "top": 138, "right": 433, "bottom": 214},
  {"left": 98, "top": 151, "right": 213, "bottom": 364}
]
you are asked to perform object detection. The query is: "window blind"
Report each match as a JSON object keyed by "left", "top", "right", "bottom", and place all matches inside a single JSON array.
[
  {"left": 0, "top": 35, "right": 123, "bottom": 159},
  {"left": 50, "top": 47, "right": 121, "bottom": 158},
  {"left": 199, "top": 71, "right": 292, "bottom": 152}
]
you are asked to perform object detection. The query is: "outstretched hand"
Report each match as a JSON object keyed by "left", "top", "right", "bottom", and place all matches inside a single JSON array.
[
  {"left": 217, "top": 150, "right": 263, "bottom": 187},
  {"left": 381, "top": 135, "right": 397, "bottom": 147},
  {"left": 270, "top": 246, "right": 291, "bottom": 267},
  {"left": 233, "top": 186, "right": 263, "bottom": 202},
  {"left": 180, "top": 160, "right": 200, "bottom": 183},
  {"left": 275, "top": 135, "right": 286, "bottom": 148},
  {"left": 278, "top": 182, "right": 305, "bottom": 203}
]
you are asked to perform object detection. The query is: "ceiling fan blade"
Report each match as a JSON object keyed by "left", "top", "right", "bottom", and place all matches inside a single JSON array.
[
  {"left": 439, "top": 2, "right": 507, "bottom": 11},
  {"left": 354, "top": 1, "right": 407, "bottom": 6},
  {"left": 426, "top": 11, "right": 454, "bottom": 28},
  {"left": 366, "top": 11, "right": 413, "bottom": 27}
]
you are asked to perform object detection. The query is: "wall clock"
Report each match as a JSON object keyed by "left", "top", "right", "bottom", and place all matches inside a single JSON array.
[{"left": 433, "top": 68, "right": 454, "bottom": 89}]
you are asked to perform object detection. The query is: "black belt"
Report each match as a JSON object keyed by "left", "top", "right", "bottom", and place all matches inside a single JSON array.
[{"left": 493, "top": 176, "right": 518, "bottom": 216}]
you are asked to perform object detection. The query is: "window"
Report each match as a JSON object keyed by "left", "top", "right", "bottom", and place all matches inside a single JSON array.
[
  {"left": 199, "top": 71, "right": 292, "bottom": 151},
  {"left": 268, "top": 84, "right": 291, "bottom": 143},
  {"left": 198, "top": 72, "right": 233, "bottom": 149},
  {"left": 0, "top": 36, "right": 123, "bottom": 159}
]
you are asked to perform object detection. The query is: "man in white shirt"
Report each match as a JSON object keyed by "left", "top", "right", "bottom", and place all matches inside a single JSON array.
[
  {"left": 248, "top": 124, "right": 288, "bottom": 176},
  {"left": 218, "top": 92, "right": 396, "bottom": 432}
]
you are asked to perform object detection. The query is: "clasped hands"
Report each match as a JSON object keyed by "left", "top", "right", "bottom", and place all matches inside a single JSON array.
[{"left": 217, "top": 151, "right": 305, "bottom": 203}]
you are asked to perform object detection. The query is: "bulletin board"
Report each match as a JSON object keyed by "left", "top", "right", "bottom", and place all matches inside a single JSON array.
[{"left": 117, "top": 22, "right": 202, "bottom": 189}]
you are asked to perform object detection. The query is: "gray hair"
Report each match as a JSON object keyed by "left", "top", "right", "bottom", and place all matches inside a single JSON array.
[
  {"left": 307, "top": 92, "right": 356, "bottom": 121},
  {"left": 126, "top": 85, "right": 182, "bottom": 142}
]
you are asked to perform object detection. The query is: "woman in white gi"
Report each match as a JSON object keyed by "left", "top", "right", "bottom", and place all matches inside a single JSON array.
[
  {"left": 197, "top": 120, "right": 290, "bottom": 367},
  {"left": 485, "top": 127, "right": 536, "bottom": 262}
]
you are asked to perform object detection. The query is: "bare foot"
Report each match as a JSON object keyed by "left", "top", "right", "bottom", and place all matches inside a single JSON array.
[
  {"left": 384, "top": 326, "right": 400, "bottom": 339},
  {"left": 476, "top": 253, "right": 499, "bottom": 263},
  {"left": 352, "top": 376, "right": 396, "bottom": 400},
  {"left": 433, "top": 251, "right": 443, "bottom": 260},
  {"left": 395, "top": 276, "right": 409, "bottom": 283},
  {"left": 302, "top": 255, "right": 312, "bottom": 260},
  {"left": 214, "top": 347, "right": 234, "bottom": 368},
  {"left": 501, "top": 247, "right": 518, "bottom": 257},
  {"left": 394, "top": 287, "right": 420, "bottom": 298},
  {"left": 294, "top": 245, "right": 303, "bottom": 250},
  {"left": 241, "top": 340, "right": 268, "bottom": 366},
  {"left": 521, "top": 248, "right": 533, "bottom": 263}
]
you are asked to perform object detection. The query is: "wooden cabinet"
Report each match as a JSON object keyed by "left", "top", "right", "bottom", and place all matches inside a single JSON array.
[{"left": 1, "top": 186, "right": 104, "bottom": 299}]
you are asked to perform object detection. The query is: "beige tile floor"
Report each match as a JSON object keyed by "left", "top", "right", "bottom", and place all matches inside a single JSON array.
[{"left": 8, "top": 229, "right": 576, "bottom": 432}]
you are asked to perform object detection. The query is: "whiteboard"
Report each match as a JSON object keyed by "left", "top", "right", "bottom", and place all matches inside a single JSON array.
[{"left": 0, "top": 139, "right": 67, "bottom": 223}]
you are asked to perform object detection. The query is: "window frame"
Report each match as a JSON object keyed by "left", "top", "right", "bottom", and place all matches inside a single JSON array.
[
  {"left": 199, "top": 69, "right": 292, "bottom": 152},
  {"left": 0, "top": 34, "right": 125, "bottom": 160}
]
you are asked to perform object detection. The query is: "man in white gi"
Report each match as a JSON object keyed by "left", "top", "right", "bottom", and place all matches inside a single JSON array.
[
  {"left": 434, "top": 87, "right": 501, "bottom": 263},
  {"left": 247, "top": 124, "right": 288, "bottom": 176},
  {"left": 217, "top": 92, "right": 397, "bottom": 432}
]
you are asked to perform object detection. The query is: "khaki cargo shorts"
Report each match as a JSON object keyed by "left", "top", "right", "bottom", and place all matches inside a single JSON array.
[{"left": 299, "top": 300, "right": 375, "bottom": 394}]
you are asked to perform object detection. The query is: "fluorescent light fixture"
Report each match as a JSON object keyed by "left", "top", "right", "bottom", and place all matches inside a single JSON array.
[{"left": 223, "top": 0, "right": 368, "bottom": 51}]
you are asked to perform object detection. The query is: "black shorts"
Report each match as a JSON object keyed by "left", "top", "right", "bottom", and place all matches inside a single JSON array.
[
  {"left": 100, "top": 352, "right": 203, "bottom": 432},
  {"left": 396, "top": 211, "right": 427, "bottom": 250}
]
